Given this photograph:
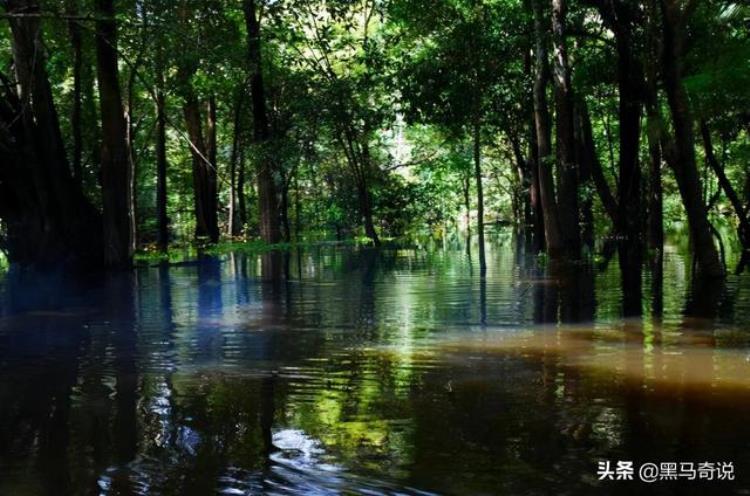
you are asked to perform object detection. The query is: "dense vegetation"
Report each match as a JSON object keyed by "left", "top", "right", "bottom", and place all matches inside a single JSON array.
[{"left": 0, "top": 0, "right": 748, "bottom": 278}]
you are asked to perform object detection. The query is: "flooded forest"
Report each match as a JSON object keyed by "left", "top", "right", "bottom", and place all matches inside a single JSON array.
[{"left": 1, "top": 0, "right": 750, "bottom": 494}]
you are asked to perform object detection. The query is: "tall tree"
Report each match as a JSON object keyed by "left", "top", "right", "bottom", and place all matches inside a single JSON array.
[
  {"left": 531, "top": 0, "right": 563, "bottom": 257},
  {"left": 95, "top": 0, "right": 135, "bottom": 267},
  {"left": 550, "top": 0, "right": 580, "bottom": 257},
  {"left": 660, "top": 0, "right": 723, "bottom": 277},
  {"left": 244, "top": 0, "right": 281, "bottom": 244},
  {"left": 0, "top": 0, "right": 103, "bottom": 267},
  {"left": 592, "top": 0, "right": 646, "bottom": 314},
  {"left": 65, "top": 0, "right": 83, "bottom": 184},
  {"left": 177, "top": 2, "right": 220, "bottom": 244},
  {"left": 154, "top": 44, "right": 169, "bottom": 252}
]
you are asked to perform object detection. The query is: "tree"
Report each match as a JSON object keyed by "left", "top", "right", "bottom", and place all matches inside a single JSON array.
[
  {"left": 244, "top": 0, "right": 281, "bottom": 244},
  {"left": 95, "top": 0, "right": 135, "bottom": 267},
  {"left": 531, "top": 0, "right": 563, "bottom": 257},
  {"left": 551, "top": 0, "right": 580, "bottom": 257},
  {"left": 660, "top": 0, "right": 723, "bottom": 277},
  {"left": 1, "top": 0, "right": 103, "bottom": 267}
]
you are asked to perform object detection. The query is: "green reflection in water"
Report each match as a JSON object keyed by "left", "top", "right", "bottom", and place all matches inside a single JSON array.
[{"left": 1, "top": 239, "right": 750, "bottom": 494}]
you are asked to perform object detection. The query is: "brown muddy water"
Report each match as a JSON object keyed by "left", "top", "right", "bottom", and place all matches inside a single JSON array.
[{"left": 1, "top": 240, "right": 750, "bottom": 495}]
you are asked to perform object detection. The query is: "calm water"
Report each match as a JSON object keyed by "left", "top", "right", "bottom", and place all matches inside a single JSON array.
[{"left": 2, "top": 238, "right": 750, "bottom": 495}]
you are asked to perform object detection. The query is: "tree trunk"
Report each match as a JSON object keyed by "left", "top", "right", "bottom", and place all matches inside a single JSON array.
[
  {"left": 645, "top": 92, "right": 664, "bottom": 251},
  {"left": 644, "top": 0, "right": 663, "bottom": 251},
  {"left": 1, "top": 0, "right": 103, "bottom": 268},
  {"left": 182, "top": 94, "right": 212, "bottom": 242},
  {"left": 602, "top": 0, "right": 644, "bottom": 314},
  {"left": 473, "top": 121, "right": 486, "bottom": 271},
  {"left": 280, "top": 173, "right": 291, "bottom": 242},
  {"left": 700, "top": 121, "right": 750, "bottom": 255},
  {"left": 613, "top": 15, "right": 643, "bottom": 244},
  {"left": 238, "top": 145, "right": 247, "bottom": 231},
  {"left": 359, "top": 141, "right": 381, "bottom": 246},
  {"left": 155, "top": 52, "right": 169, "bottom": 252},
  {"left": 95, "top": 0, "right": 134, "bottom": 267},
  {"left": 660, "top": 0, "right": 723, "bottom": 277},
  {"left": 528, "top": 116, "right": 545, "bottom": 250},
  {"left": 577, "top": 99, "right": 618, "bottom": 224},
  {"left": 462, "top": 169, "right": 471, "bottom": 238},
  {"left": 205, "top": 96, "right": 219, "bottom": 243},
  {"left": 294, "top": 169, "right": 301, "bottom": 241},
  {"left": 532, "top": 0, "right": 563, "bottom": 257},
  {"left": 244, "top": 0, "right": 280, "bottom": 245},
  {"left": 507, "top": 129, "right": 532, "bottom": 231},
  {"left": 228, "top": 88, "right": 244, "bottom": 237},
  {"left": 573, "top": 105, "right": 594, "bottom": 249},
  {"left": 551, "top": 0, "right": 580, "bottom": 257},
  {"left": 66, "top": 0, "right": 83, "bottom": 184}
]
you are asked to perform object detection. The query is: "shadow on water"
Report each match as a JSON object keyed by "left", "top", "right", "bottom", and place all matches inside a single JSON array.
[{"left": 1, "top": 237, "right": 750, "bottom": 494}]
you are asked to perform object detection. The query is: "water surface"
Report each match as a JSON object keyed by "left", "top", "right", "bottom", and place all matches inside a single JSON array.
[{"left": 1, "top": 239, "right": 750, "bottom": 495}]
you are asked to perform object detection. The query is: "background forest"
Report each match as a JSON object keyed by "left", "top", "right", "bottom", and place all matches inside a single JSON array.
[{"left": 0, "top": 0, "right": 749, "bottom": 277}]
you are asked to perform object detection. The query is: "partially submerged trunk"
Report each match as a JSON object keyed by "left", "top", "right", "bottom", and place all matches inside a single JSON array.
[
  {"left": 645, "top": 0, "right": 664, "bottom": 251},
  {"left": 358, "top": 141, "right": 381, "bottom": 246},
  {"left": 182, "top": 92, "right": 218, "bottom": 243},
  {"left": 601, "top": 0, "right": 644, "bottom": 314},
  {"left": 551, "top": 0, "right": 580, "bottom": 257},
  {"left": 531, "top": 0, "right": 563, "bottom": 257},
  {"left": 0, "top": 0, "right": 103, "bottom": 267},
  {"left": 700, "top": 120, "right": 750, "bottom": 272},
  {"left": 155, "top": 51, "right": 169, "bottom": 252},
  {"left": 473, "top": 121, "right": 486, "bottom": 271},
  {"left": 660, "top": 0, "right": 723, "bottom": 278},
  {"left": 238, "top": 145, "right": 248, "bottom": 231},
  {"left": 645, "top": 91, "right": 664, "bottom": 251},
  {"left": 205, "top": 96, "right": 219, "bottom": 242},
  {"left": 244, "top": 0, "right": 281, "bottom": 245},
  {"left": 228, "top": 89, "right": 244, "bottom": 237},
  {"left": 573, "top": 106, "right": 594, "bottom": 249},
  {"left": 528, "top": 116, "right": 545, "bottom": 250},
  {"left": 95, "top": 0, "right": 135, "bottom": 267}
]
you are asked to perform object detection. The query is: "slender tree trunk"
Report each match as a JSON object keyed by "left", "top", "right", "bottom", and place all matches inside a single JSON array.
[
  {"left": 574, "top": 105, "right": 594, "bottom": 249},
  {"left": 205, "top": 96, "right": 219, "bottom": 243},
  {"left": 66, "top": 0, "right": 83, "bottom": 184},
  {"left": 577, "top": 100, "right": 618, "bottom": 224},
  {"left": 95, "top": 0, "right": 134, "bottom": 267},
  {"left": 644, "top": 0, "right": 664, "bottom": 252},
  {"left": 528, "top": 117, "right": 545, "bottom": 250},
  {"left": 507, "top": 130, "right": 532, "bottom": 231},
  {"left": 461, "top": 168, "right": 472, "bottom": 252},
  {"left": 551, "top": 0, "right": 580, "bottom": 257},
  {"left": 228, "top": 88, "right": 244, "bottom": 236},
  {"left": 532, "top": 0, "right": 563, "bottom": 257},
  {"left": 645, "top": 92, "right": 664, "bottom": 251},
  {"left": 238, "top": 145, "right": 247, "bottom": 231},
  {"left": 280, "top": 173, "right": 291, "bottom": 242},
  {"left": 473, "top": 121, "right": 486, "bottom": 271},
  {"left": 356, "top": 138, "right": 381, "bottom": 245},
  {"left": 244, "top": 0, "right": 280, "bottom": 245},
  {"left": 660, "top": 0, "right": 723, "bottom": 277},
  {"left": 700, "top": 120, "right": 750, "bottom": 253},
  {"left": 294, "top": 169, "right": 301, "bottom": 241},
  {"left": 155, "top": 52, "right": 169, "bottom": 252}
]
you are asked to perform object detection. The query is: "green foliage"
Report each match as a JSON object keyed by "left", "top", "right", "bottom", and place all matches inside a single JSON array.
[{"left": 1, "top": 0, "right": 748, "bottom": 259}]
